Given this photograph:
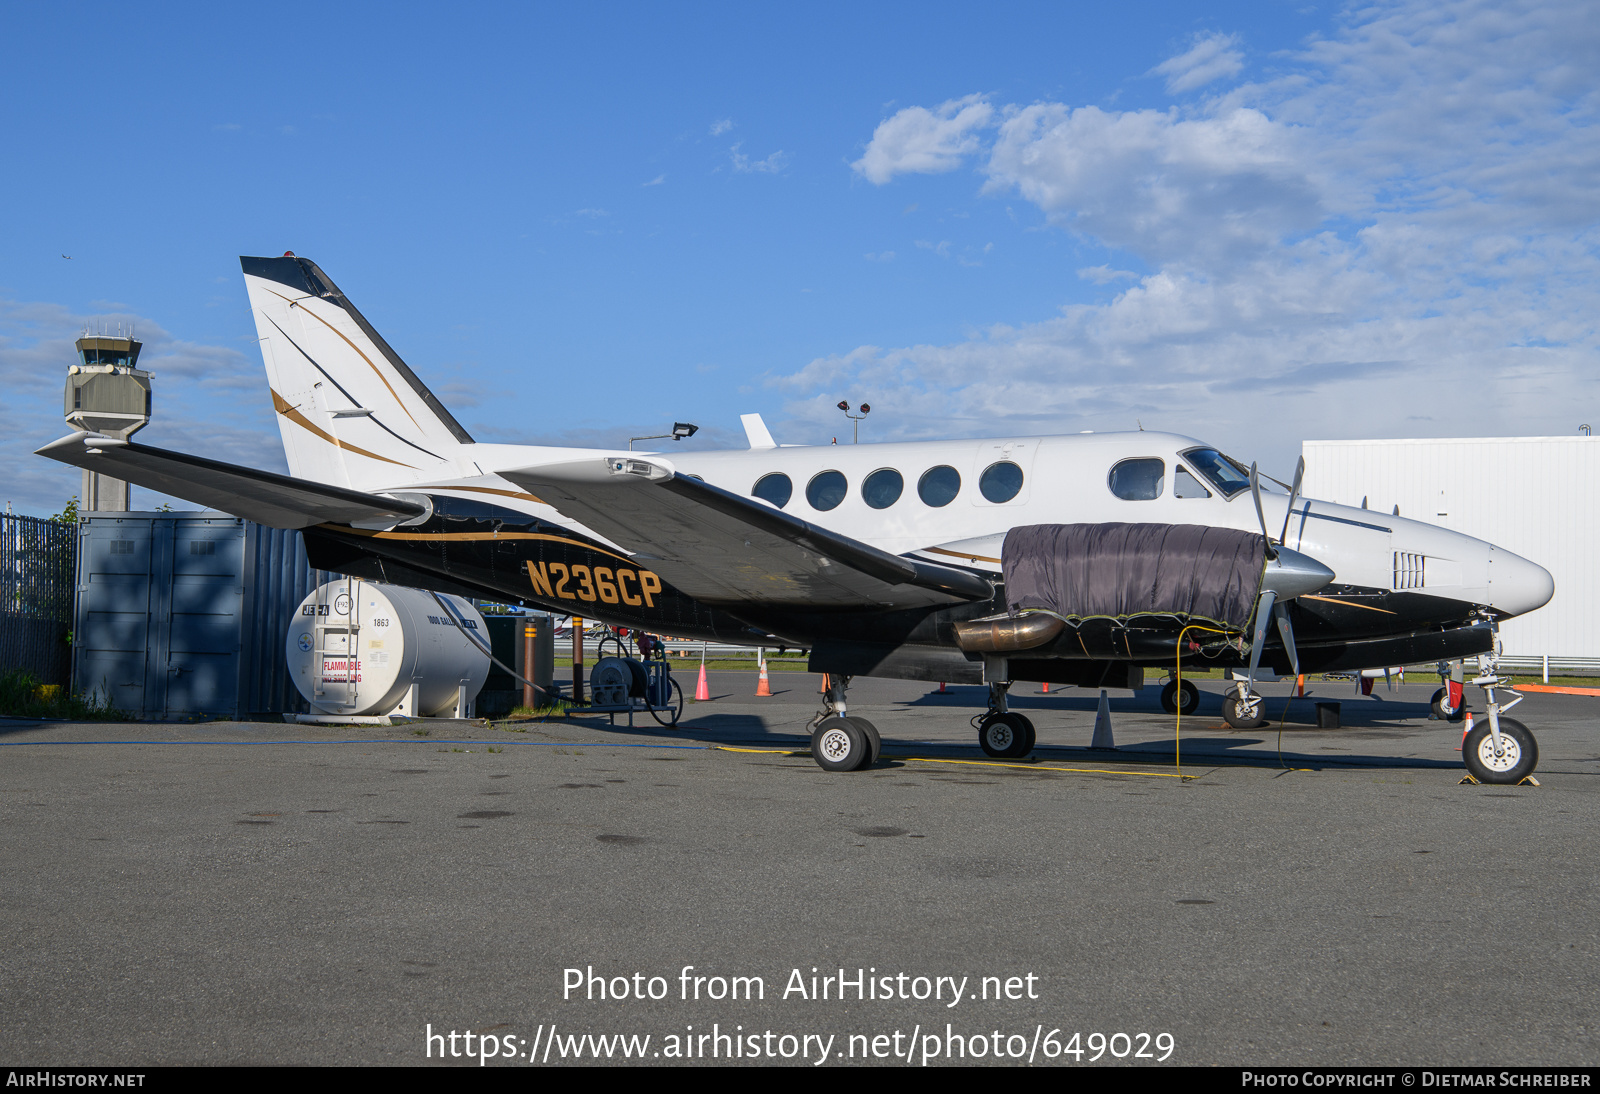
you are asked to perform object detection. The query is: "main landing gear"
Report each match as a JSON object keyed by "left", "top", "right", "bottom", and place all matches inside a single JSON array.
[
  {"left": 809, "top": 675, "right": 881, "bottom": 772},
  {"left": 1160, "top": 676, "right": 1201, "bottom": 716},
  {"left": 808, "top": 673, "right": 1039, "bottom": 771},
  {"left": 976, "top": 681, "right": 1035, "bottom": 759}
]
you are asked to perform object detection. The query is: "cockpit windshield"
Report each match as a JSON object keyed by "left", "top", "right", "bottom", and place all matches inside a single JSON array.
[{"left": 1181, "top": 447, "right": 1253, "bottom": 499}]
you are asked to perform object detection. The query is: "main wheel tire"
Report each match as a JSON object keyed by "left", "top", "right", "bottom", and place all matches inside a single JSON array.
[
  {"left": 1221, "top": 692, "right": 1267, "bottom": 729},
  {"left": 812, "top": 716, "right": 869, "bottom": 772},
  {"left": 848, "top": 716, "right": 881, "bottom": 769},
  {"left": 978, "top": 713, "right": 1032, "bottom": 759},
  {"left": 647, "top": 677, "right": 684, "bottom": 727},
  {"left": 1160, "top": 679, "right": 1202, "bottom": 715},
  {"left": 1430, "top": 686, "right": 1465, "bottom": 722},
  {"left": 1462, "top": 716, "right": 1538, "bottom": 785},
  {"left": 1011, "top": 713, "right": 1037, "bottom": 755}
]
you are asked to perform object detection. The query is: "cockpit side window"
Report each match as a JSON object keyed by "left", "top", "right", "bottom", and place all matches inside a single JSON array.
[
  {"left": 1108, "top": 458, "right": 1165, "bottom": 501},
  {"left": 1174, "top": 466, "right": 1211, "bottom": 499},
  {"left": 1181, "top": 447, "right": 1251, "bottom": 499}
]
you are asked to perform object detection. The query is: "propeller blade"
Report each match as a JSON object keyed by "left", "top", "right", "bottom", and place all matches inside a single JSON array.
[
  {"left": 1273, "top": 600, "right": 1300, "bottom": 678},
  {"left": 1279, "top": 456, "right": 1305, "bottom": 546},
  {"left": 1245, "top": 588, "right": 1277, "bottom": 687},
  {"left": 1249, "top": 462, "right": 1277, "bottom": 559}
]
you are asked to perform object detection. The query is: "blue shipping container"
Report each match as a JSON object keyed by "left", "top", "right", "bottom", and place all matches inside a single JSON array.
[{"left": 73, "top": 514, "right": 331, "bottom": 719}]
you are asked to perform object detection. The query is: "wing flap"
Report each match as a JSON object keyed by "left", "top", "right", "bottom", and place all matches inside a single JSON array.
[
  {"left": 35, "top": 432, "right": 428, "bottom": 530},
  {"left": 501, "top": 456, "right": 991, "bottom": 609}
]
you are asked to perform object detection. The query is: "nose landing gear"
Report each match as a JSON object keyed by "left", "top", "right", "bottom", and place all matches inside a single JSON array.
[
  {"left": 1222, "top": 684, "right": 1268, "bottom": 729},
  {"left": 1460, "top": 652, "right": 1540, "bottom": 785}
]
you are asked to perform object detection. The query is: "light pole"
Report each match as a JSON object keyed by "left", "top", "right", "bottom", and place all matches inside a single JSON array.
[
  {"left": 837, "top": 401, "right": 870, "bottom": 444},
  {"left": 629, "top": 422, "right": 699, "bottom": 451}
]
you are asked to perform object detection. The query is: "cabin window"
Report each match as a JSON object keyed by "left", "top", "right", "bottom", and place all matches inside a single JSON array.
[
  {"left": 806, "top": 470, "right": 848, "bottom": 511},
  {"left": 918, "top": 465, "right": 961, "bottom": 507},
  {"left": 1108, "top": 458, "right": 1165, "bottom": 500},
  {"left": 978, "top": 461, "right": 1024, "bottom": 503},
  {"left": 862, "top": 468, "right": 903, "bottom": 509},
  {"left": 1181, "top": 447, "right": 1251, "bottom": 499},
  {"left": 752, "top": 472, "right": 792, "bottom": 508},
  {"left": 1174, "top": 466, "right": 1211, "bottom": 499}
]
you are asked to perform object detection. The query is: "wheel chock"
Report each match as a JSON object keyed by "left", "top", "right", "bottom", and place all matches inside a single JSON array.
[
  {"left": 1458, "top": 773, "right": 1541, "bottom": 787},
  {"left": 1091, "top": 689, "right": 1115, "bottom": 749}
]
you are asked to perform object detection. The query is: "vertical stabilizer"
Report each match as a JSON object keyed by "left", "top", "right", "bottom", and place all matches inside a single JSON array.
[{"left": 241, "top": 255, "right": 473, "bottom": 490}]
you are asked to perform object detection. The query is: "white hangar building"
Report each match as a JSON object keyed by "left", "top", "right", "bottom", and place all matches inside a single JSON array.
[{"left": 1301, "top": 435, "right": 1598, "bottom": 675}]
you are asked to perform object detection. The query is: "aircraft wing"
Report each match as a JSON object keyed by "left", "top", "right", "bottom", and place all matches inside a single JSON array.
[
  {"left": 501, "top": 456, "right": 993, "bottom": 610},
  {"left": 35, "top": 432, "right": 429, "bottom": 530}
]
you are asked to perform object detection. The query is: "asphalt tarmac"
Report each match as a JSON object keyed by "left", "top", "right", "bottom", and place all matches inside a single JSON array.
[{"left": 1, "top": 672, "right": 1596, "bottom": 1067}]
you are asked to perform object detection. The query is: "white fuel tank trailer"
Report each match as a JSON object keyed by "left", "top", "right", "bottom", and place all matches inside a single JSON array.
[{"left": 287, "top": 579, "right": 491, "bottom": 718}]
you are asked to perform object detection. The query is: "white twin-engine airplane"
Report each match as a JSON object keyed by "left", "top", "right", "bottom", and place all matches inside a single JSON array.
[{"left": 38, "top": 255, "right": 1555, "bottom": 782}]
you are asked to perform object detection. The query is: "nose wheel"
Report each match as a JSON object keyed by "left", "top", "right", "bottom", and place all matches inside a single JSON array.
[
  {"left": 1222, "top": 686, "right": 1268, "bottom": 729},
  {"left": 1462, "top": 716, "right": 1537, "bottom": 785}
]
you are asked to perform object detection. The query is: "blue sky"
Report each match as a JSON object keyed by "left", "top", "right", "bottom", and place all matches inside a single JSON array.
[{"left": 3, "top": 1, "right": 1595, "bottom": 515}]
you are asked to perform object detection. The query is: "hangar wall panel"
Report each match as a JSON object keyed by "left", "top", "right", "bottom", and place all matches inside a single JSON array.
[{"left": 1302, "top": 436, "right": 1598, "bottom": 662}]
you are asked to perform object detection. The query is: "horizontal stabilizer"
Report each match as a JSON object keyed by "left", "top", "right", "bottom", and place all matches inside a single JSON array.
[
  {"left": 502, "top": 455, "right": 992, "bottom": 610},
  {"left": 35, "top": 432, "right": 429, "bottom": 530}
]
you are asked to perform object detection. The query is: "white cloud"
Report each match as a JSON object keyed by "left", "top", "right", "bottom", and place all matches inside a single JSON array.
[
  {"left": 1151, "top": 32, "right": 1245, "bottom": 94},
  {"left": 710, "top": 118, "right": 734, "bottom": 136},
  {"left": 864, "top": 251, "right": 896, "bottom": 262},
  {"left": 985, "top": 104, "right": 1322, "bottom": 266},
  {"left": 730, "top": 143, "right": 789, "bottom": 174},
  {"left": 852, "top": 94, "right": 994, "bottom": 184},
  {"left": 1078, "top": 265, "right": 1138, "bottom": 284},
  {"left": 791, "top": 0, "right": 1600, "bottom": 471},
  {"left": 643, "top": 174, "right": 666, "bottom": 186}
]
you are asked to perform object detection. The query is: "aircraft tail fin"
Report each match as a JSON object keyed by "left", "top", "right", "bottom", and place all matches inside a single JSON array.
[{"left": 240, "top": 255, "right": 473, "bottom": 491}]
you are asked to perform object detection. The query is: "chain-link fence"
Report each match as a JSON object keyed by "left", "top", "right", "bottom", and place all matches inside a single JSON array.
[{"left": 0, "top": 513, "right": 78, "bottom": 684}]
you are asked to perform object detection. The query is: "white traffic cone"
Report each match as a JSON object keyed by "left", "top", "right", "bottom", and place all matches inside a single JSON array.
[
  {"left": 1458, "top": 711, "right": 1473, "bottom": 752},
  {"left": 1091, "top": 689, "right": 1115, "bottom": 749}
]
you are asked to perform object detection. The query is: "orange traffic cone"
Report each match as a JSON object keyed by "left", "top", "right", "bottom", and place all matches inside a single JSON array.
[
  {"left": 1041, "top": 682, "right": 1050, "bottom": 694},
  {"left": 1296, "top": 674, "right": 1306, "bottom": 697},
  {"left": 694, "top": 661, "right": 710, "bottom": 702},
  {"left": 756, "top": 660, "right": 771, "bottom": 697},
  {"left": 1459, "top": 711, "right": 1473, "bottom": 751}
]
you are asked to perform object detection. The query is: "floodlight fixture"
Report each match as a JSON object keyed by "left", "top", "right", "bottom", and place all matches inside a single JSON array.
[
  {"left": 629, "top": 421, "right": 701, "bottom": 450},
  {"left": 837, "top": 400, "right": 871, "bottom": 444}
]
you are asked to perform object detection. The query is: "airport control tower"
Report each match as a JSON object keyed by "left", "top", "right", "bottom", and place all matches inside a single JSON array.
[{"left": 64, "top": 332, "right": 151, "bottom": 511}]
